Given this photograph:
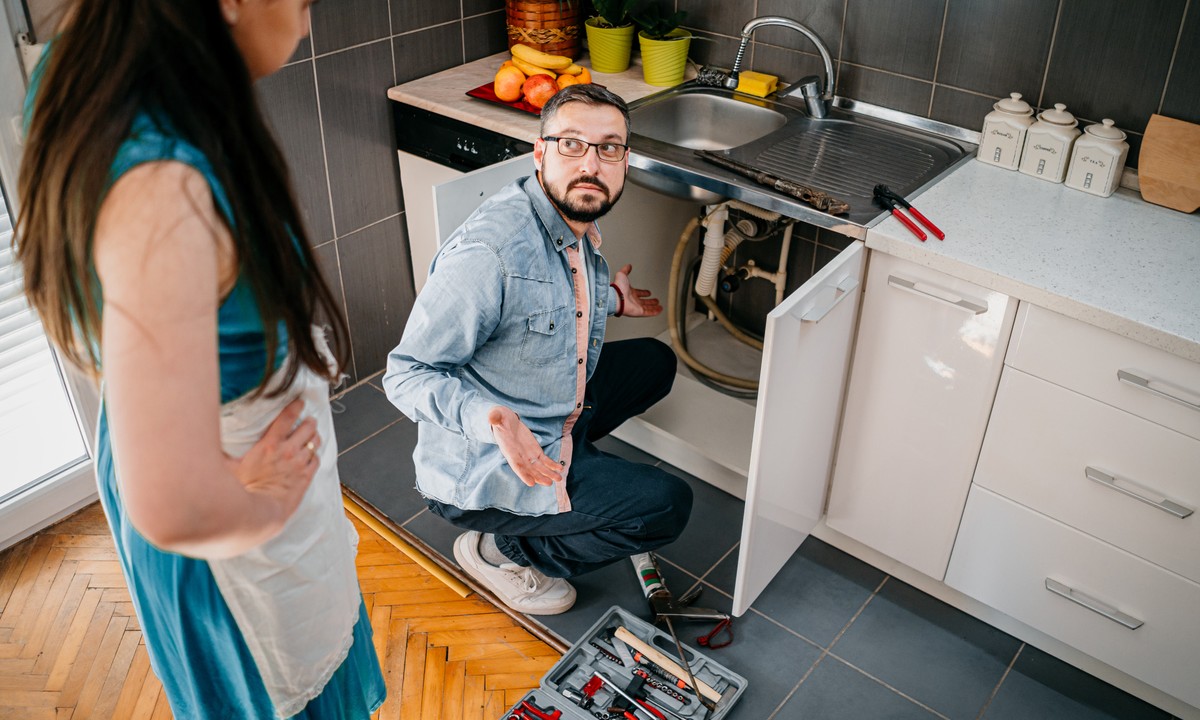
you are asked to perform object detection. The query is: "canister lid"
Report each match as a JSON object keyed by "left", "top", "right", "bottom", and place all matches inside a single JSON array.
[
  {"left": 1038, "top": 103, "right": 1077, "bottom": 126},
  {"left": 993, "top": 92, "right": 1033, "bottom": 116},
  {"left": 1084, "top": 118, "right": 1127, "bottom": 141}
]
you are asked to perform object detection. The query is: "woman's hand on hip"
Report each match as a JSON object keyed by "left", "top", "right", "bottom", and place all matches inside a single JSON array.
[{"left": 225, "top": 398, "right": 320, "bottom": 519}]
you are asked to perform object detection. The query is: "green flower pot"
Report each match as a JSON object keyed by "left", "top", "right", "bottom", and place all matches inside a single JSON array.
[
  {"left": 638, "top": 29, "right": 691, "bottom": 86},
  {"left": 585, "top": 19, "right": 635, "bottom": 74}
]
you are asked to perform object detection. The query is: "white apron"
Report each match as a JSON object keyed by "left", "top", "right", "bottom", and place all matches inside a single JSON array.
[{"left": 210, "top": 328, "right": 360, "bottom": 718}]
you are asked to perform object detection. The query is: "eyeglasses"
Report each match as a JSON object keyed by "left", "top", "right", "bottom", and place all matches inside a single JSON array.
[{"left": 542, "top": 136, "right": 629, "bottom": 163}]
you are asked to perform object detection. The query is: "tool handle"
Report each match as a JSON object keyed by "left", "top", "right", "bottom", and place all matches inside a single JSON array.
[
  {"left": 906, "top": 207, "right": 944, "bottom": 239},
  {"left": 614, "top": 627, "right": 722, "bottom": 703},
  {"left": 891, "top": 208, "right": 926, "bottom": 241}
]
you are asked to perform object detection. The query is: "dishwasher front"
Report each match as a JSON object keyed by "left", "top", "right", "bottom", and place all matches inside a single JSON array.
[{"left": 391, "top": 101, "right": 533, "bottom": 293}]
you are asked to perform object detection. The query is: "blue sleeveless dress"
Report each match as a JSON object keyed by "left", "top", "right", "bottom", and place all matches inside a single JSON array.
[{"left": 87, "top": 116, "right": 387, "bottom": 717}]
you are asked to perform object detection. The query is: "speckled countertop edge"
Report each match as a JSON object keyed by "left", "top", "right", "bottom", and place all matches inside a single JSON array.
[{"left": 867, "top": 161, "right": 1200, "bottom": 362}]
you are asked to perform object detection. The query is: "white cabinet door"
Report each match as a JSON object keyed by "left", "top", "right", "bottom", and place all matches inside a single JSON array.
[
  {"left": 432, "top": 153, "right": 533, "bottom": 247},
  {"left": 733, "top": 242, "right": 865, "bottom": 616},
  {"left": 825, "top": 253, "right": 1015, "bottom": 580}
]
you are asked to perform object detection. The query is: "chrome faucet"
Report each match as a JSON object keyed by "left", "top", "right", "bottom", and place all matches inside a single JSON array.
[{"left": 723, "top": 16, "right": 836, "bottom": 119}]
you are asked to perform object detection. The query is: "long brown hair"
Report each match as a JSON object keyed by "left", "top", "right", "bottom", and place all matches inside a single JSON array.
[{"left": 16, "top": 0, "right": 348, "bottom": 396}]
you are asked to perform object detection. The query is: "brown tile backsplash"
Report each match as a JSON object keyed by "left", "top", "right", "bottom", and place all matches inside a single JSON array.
[{"left": 255, "top": 0, "right": 1197, "bottom": 381}]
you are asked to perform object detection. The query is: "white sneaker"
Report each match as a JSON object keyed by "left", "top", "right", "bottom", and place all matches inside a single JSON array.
[{"left": 453, "top": 531, "right": 576, "bottom": 615}]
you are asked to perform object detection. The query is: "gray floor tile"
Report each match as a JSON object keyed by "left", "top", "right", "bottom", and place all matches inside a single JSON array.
[
  {"left": 778, "top": 655, "right": 942, "bottom": 720},
  {"left": 331, "top": 382, "right": 405, "bottom": 452},
  {"left": 336, "top": 418, "right": 426, "bottom": 525},
  {"left": 738, "top": 537, "right": 885, "bottom": 648},
  {"left": 832, "top": 579, "right": 1020, "bottom": 720},
  {"left": 653, "top": 463, "right": 743, "bottom": 579},
  {"left": 401, "top": 509, "right": 460, "bottom": 561},
  {"left": 529, "top": 559, "right": 695, "bottom": 645},
  {"left": 709, "top": 605, "right": 824, "bottom": 719},
  {"left": 983, "top": 646, "right": 1172, "bottom": 720}
]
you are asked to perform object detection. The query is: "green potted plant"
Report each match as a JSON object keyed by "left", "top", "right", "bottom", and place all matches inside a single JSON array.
[
  {"left": 585, "top": 0, "right": 640, "bottom": 73},
  {"left": 635, "top": 3, "right": 690, "bottom": 86}
]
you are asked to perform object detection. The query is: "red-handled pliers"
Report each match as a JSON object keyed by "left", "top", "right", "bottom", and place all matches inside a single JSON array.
[{"left": 873, "top": 184, "right": 945, "bottom": 241}]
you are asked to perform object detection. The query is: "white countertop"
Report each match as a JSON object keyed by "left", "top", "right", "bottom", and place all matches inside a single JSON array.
[
  {"left": 867, "top": 161, "right": 1200, "bottom": 362},
  {"left": 389, "top": 53, "right": 1200, "bottom": 363}
]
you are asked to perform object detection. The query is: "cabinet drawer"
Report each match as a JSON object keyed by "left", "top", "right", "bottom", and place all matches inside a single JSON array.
[
  {"left": 1006, "top": 304, "right": 1200, "bottom": 441},
  {"left": 976, "top": 368, "right": 1200, "bottom": 583},
  {"left": 946, "top": 486, "right": 1200, "bottom": 708}
]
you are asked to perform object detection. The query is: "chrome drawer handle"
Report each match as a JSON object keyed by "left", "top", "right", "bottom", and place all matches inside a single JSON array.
[
  {"left": 801, "top": 275, "right": 859, "bottom": 324},
  {"left": 887, "top": 275, "right": 988, "bottom": 314},
  {"left": 1116, "top": 369, "right": 1200, "bottom": 412},
  {"left": 1045, "top": 578, "right": 1144, "bottom": 630},
  {"left": 1085, "top": 466, "right": 1193, "bottom": 519}
]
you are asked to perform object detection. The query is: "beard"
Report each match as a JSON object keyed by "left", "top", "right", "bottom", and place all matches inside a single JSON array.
[{"left": 544, "top": 174, "right": 624, "bottom": 223}]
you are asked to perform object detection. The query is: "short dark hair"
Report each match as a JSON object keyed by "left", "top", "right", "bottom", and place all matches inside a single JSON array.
[{"left": 539, "top": 83, "right": 631, "bottom": 141}]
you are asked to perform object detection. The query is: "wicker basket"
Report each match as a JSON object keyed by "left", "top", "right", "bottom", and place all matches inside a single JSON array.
[{"left": 506, "top": 0, "right": 582, "bottom": 59}]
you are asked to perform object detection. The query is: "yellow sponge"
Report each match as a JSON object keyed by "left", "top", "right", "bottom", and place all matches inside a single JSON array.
[{"left": 736, "top": 70, "right": 779, "bottom": 98}]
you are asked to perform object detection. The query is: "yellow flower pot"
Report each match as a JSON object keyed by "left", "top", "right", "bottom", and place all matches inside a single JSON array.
[
  {"left": 638, "top": 29, "right": 691, "bottom": 86},
  {"left": 585, "top": 19, "right": 635, "bottom": 74}
]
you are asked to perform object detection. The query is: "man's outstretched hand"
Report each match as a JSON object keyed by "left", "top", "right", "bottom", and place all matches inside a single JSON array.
[
  {"left": 612, "top": 263, "right": 662, "bottom": 318},
  {"left": 488, "top": 406, "right": 564, "bottom": 487}
]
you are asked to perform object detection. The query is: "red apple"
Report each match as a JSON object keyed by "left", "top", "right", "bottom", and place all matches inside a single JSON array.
[{"left": 522, "top": 74, "right": 558, "bottom": 109}]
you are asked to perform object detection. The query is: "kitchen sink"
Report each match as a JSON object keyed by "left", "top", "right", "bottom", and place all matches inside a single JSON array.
[
  {"left": 626, "top": 82, "right": 979, "bottom": 235},
  {"left": 630, "top": 91, "right": 787, "bottom": 151}
]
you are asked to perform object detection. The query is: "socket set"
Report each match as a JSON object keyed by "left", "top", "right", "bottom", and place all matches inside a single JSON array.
[{"left": 501, "top": 605, "right": 746, "bottom": 720}]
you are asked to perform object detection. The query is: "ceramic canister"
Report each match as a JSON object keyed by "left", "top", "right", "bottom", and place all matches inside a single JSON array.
[
  {"left": 1065, "top": 119, "right": 1129, "bottom": 197},
  {"left": 1019, "top": 103, "right": 1080, "bottom": 183},
  {"left": 977, "top": 93, "right": 1034, "bottom": 170}
]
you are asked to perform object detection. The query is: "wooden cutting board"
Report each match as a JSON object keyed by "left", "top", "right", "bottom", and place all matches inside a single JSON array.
[{"left": 1139, "top": 114, "right": 1200, "bottom": 213}]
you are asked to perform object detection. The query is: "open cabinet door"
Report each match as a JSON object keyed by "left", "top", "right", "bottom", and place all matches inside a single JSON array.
[
  {"left": 433, "top": 153, "right": 533, "bottom": 245},
  {"left": 732, "top": 241, "right": 865, "bottom": 615}
]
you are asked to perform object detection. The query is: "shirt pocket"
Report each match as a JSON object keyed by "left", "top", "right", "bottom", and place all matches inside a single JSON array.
[{"left": 520, "top": 305, "right": 570, "bottom": 367}]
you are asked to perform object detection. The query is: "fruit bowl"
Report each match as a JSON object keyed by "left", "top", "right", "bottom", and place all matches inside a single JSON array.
[{"left": 466, "top": 82, "right": 542, "bottom": 115}]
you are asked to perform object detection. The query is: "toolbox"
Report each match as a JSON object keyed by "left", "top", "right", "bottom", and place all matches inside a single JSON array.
[{"left": 500, "top": 605, "right": 747, "bottom": 720}]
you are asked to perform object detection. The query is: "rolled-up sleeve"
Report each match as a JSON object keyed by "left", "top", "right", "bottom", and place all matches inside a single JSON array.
[{"left": 382, "top": 241, "right": 504, "bottom": 444}]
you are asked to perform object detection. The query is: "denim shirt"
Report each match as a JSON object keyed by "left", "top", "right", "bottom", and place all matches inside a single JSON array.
[{"left": 383, "top": 176, "right": 619, "bottom": 516}]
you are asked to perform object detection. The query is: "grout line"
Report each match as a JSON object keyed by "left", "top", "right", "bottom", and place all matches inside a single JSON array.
[
  {"left": 1037, "top": 0, "right": 1066, "bottom": 108},
  {"left": 764, "top": 649, "right": 826, "bottom": 719},
  {"left": 335, "top": 211, "right": 404, "bottom": 241},
  {"left": 824, "top": 573, "right": 888, "bottom": 654},
  {"left": 331, "top": 369, "right": 387, "bottom": 399},
  {"left": 311, "top": 35, "right": 393, "bottom": 62},
  {"left": 1157, "top": 0, "right": 1192, "bottom": 114},
  {"left": 928, "top": 0, "right": 951, "bottom": 116},
  {"left": 306, "top": 45, "right": 356, "bottom": 381},
  {"left": 387, "top": 0, "right": 396, "bottom": 86},
  {"left": 399, "top": 507, "right": 426, "bottom": 528},
  {"left": 824, "top": 652, "right": 955, "bottom": 720},
  {"left": 975, "top": 643, "right": 1023, "bottom": 719},
  {"left": 336, "top": 416, "right": 406, "bottom": 457}
]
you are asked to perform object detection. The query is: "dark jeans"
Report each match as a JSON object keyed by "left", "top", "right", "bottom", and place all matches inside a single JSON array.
[{"left": 428, "top": 338, "right": 693, "bottom": 578}]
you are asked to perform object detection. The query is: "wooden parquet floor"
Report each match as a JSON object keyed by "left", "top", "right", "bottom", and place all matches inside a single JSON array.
[{"left": 0, "top": 500, "right": 561, "bottom": 719}]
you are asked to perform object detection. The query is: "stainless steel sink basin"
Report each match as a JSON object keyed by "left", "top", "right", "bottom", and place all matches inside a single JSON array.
[
  {"left": 630, "top": 91, "right": 786, "bottom": 151},
  {"left": 626, "top": 82, "right": 979, "bottom": 236}
]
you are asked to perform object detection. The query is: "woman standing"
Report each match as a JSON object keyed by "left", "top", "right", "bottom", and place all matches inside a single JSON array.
[{"left": 16, "top": 1, "right": 386, "bottom": 717}]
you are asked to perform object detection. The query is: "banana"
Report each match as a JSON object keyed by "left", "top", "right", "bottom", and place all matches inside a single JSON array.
[
  {"left": 511, "top": 43, "right": 573, "bottom": 71},
  {"left": 561, "top": 64, "right": 584, "bottom": 76},
  {"left": 510, "top": 55, "right": 556, "bottom": 79}
]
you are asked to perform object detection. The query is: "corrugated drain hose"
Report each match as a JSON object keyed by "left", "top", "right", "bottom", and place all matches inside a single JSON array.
[{"left": 668, "top": 216, "right": 759, "bottom": 390}]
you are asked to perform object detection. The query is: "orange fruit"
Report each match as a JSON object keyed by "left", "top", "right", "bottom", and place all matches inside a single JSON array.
[
  {"left": 494, "top": 65, "right": 526, "bottom": 103},
  {"left": 557, "top": 74, "right": 581, "bottom": 90},
  {"left": 522, "top": 74, "right": 558, "bottom": 109},
  {"left": 577, "top": 67, "right": 592, "bottom": 84}
]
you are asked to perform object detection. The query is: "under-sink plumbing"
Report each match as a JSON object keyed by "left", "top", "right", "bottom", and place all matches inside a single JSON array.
[{"left": 723, "top": 15, "right": 836, "bottom": 118}]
